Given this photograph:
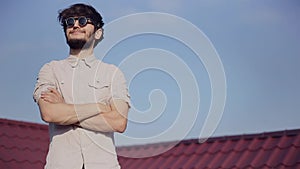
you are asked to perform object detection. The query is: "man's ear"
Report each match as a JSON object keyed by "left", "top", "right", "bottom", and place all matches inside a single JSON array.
[{"left": 94, "top": 28, "right": 103, "bottom": 40}]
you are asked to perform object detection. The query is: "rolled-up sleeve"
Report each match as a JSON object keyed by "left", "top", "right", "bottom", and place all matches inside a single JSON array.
[
  {"left": 33, "top": 62, "right": 56, "bottom": 103},
  {"left": 110, "top": 67, "right": 131, "bottom": 107}
]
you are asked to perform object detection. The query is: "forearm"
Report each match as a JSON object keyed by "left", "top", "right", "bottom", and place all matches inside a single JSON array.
[
  {"left": 79, "top": 100, "right": 129, "bottom": 133},
  {"left": 78, "top": 113, "right": 114, "bottom": 132},
  {"left": 38, "top": 99, "right": 102, "bottom": 125}
]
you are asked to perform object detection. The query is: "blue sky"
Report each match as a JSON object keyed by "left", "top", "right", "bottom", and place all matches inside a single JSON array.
[{"left": 0, "top": 0, "right": 299, "bottom": 146}]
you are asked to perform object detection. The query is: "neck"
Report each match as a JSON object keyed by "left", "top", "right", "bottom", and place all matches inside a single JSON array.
[{"left": 69, "top": 47, "right": 94, "bottom": 58}]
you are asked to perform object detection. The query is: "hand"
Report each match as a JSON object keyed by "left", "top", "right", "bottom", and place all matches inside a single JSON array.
[
  {"left": 41, "top": 88, "right": 64, "bottom": 104},
  {"left": 98, "top": 103, "right": 111, "bottom": 113}
]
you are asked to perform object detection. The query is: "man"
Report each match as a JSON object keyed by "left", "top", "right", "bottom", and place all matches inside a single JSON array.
[{"left": 33, "top": 3, "right": 130, "bottom": 169}]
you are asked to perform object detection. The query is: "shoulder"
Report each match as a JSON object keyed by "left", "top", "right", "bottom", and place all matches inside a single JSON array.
[
  {"left": 40, "top": 59, "right": 63, "bottom": 67},
  {"left": 37, "top": 60, "right": 67, "bottom": 77},
  {"left": 96, "top": 60, "right": 122, "bottom": 72},
  {"left": 40, "top": 59, "right": 67, "bottom": 70},
  {"left": 95, "top": 60, "right": 126, "bottom": 80}
]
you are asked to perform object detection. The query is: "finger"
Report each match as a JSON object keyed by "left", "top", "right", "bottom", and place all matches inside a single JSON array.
[
  {"left": 41, "top": 95, "right": 53, "bottom": 103},
  {"left": 41, "top": 92, "right": 56, "bottom": 98},
  {"left": 48, "top": 88, "right": 62, "bottom": 97},
  {"left": 48, "top": 87, "right": 57, "bottom": 94},
  {"left": 41, "top": 93, "right": 58, "bottom": 103},
  {"left": 41, "top": 90, "right": 51, "bottom": 95},
  {"left": 47, "top": 87, "right": 55, "bottom": 91},
  {"left": 42, "top": 96, "right": 58, "bottom": 103}
]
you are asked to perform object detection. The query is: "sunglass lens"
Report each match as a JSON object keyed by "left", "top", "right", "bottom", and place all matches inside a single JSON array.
[
  {"left": 66, "top": 18, "right": 75, "bottom": 27},
  {"left": 78, "top": 17, "right": 87, "bottom": 27}
]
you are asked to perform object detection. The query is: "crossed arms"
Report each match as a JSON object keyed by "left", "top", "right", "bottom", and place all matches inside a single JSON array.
[{"left": 38, "top": 88, "right": 129, "bottom": 133}]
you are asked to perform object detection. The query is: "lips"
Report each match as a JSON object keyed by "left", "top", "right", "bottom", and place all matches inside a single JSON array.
[
  {"left": 70, "top": 30, "right": 85, "bottom": 34},
  {"left": 70, "top": 31, "right": 84, "bottom": 34}
]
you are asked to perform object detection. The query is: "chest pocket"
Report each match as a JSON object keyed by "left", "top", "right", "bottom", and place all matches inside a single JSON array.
[
  {"left": 88, "top": 79, "right": 111, "bottom": 103},
  {"left": 57, "top": 80, "right": 72, "bottom": 103}
]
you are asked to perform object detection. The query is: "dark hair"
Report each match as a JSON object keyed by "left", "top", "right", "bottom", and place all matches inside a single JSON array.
[
  {"left": 58, "top": 3, "right": 104, "bottom": 30},
  {"left": 57, "top": 3, "right": 104, "bottom": 46}
]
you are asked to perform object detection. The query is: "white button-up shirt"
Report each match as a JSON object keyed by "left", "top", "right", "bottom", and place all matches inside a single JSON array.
[{"left": 33, "top": 54, "right": 130, "bottom": 168}]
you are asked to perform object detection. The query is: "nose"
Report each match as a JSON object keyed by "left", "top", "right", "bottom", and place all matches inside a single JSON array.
[{"left": 73, "top": 20, "right": 80, "bottom": 28}]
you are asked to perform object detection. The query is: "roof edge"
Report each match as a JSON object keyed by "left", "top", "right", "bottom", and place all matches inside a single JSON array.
[{"left": 117, "top": 128, "right": 300, "bottom": 148}]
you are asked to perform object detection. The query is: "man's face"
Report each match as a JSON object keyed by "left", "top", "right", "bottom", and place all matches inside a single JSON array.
[{"left": 65, "top": 16, "right": 96, "bottom": 49}]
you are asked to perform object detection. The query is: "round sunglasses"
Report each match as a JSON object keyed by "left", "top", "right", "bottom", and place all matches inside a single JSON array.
[{"left": 64, "top": 16, "right": 93, "bottom": 28}]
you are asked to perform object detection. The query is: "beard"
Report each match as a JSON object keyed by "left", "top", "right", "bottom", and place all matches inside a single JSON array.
[
  {"left": 67, "top": 39, "right": 86, "bottom": 50},
  {"left": 67, "top": 37, "right": 94, "bottom": 50}
]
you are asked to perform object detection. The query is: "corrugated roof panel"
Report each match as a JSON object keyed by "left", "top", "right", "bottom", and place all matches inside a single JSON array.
[
  {"left": 182, "top": 141, "right": 199, "bottom": 156},
  {"left": 294, "top": 135, "right": 300, "bottom": 147},
  {"left": 172, "top": 143, "right": 188, "bottom": 157},
  {"left": 1, "top": 118, "right": 300, "bottom": 169},
  {"left": 235, "top": 149, "right": 257, "bottom": 168},
  {"left": 251, "top": 148, "right": 274, "bottom": 168},
  {"left": 0, "top": 119, "right": 49, "bottom": 169},
  {"left": 221, "top": 149, "right": 244, "bottom": 169},
  {"left": 160, "top": 154, "right": 180, "bottom": 169},
  {"left": 282, "top": 146, "right": 300, "bottom": 167},
  {"left": 262, "top": 136, "right": 280, "bottom": 150},
  {"left": 195, "top": 141, "right": 210, "bottom": 155},
  {"left": 194, "top": 152, "right": 215, "bottom": 168},
  {"left": 278, "top": 135, "right": 296, "bottom": 148},
  {"left": 220, "top": 139, "right": 237, "bottom": 153},
  {"left": 206, "top": 151, "right": 228, "bottom": 169},
  {"left": 147, "top": 156, "right": 166, "bottom": 169},
  {"left": 181, "top": 153, "right": 201, "bottom": 169},
  {"left": 265, "top": 146, "right": 288, "bottom": 168},
  {"left": 233, "top": 138, "right": 252, "bottom": 152}
]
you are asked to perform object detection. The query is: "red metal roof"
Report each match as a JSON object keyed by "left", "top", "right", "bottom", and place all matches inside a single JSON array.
[
  {"left": 1, "top": 118, "right": 299, "bottom": 169},
  {"left": 0, "top": 118, "right": 49, "bottom": 169},
  {"left": 117, "top": 130, "right": 300, "bottom": 169}
]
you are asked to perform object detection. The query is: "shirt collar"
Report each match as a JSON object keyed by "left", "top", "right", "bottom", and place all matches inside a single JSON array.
[{"left": 66, "top": 54, "right": 97, "bottom": 68}]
